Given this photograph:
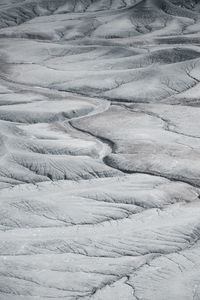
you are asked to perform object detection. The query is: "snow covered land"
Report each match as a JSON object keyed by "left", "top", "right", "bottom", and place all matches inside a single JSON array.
[{"left": 0, "top": 0, "right": 200, "bottom": 299}]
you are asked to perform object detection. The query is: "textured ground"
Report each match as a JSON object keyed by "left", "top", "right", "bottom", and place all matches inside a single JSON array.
[{"left": 0, "top": 0, "right": 200, "bottom": 299}]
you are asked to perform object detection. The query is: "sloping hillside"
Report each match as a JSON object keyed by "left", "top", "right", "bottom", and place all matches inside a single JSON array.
[{"left": 0, "top": 1, "right": 200, "bottom": 299}]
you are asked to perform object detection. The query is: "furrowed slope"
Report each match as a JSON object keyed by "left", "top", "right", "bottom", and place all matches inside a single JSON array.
[{"left": 0, "top": 1, "right": 200, "bottom": 299}]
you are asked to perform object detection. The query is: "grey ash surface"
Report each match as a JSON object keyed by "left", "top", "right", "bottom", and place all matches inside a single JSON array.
[{"left": 0, "top": 0, "right": 200, "bottom": 299}]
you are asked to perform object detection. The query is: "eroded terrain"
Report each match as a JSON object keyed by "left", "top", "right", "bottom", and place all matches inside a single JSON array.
[{"left": 0, "top": 0, "right": 200, "bottom": 299}]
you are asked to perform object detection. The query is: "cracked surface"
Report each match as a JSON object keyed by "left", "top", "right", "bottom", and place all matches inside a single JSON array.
[{"left": 0, "top": 0, "right": 200, "bottom": 299}]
